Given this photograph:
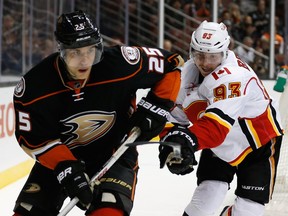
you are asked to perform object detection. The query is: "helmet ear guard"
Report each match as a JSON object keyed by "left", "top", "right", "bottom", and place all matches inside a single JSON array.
[{"left": 190, "top": 20, "right": 230, "bottom": 59}]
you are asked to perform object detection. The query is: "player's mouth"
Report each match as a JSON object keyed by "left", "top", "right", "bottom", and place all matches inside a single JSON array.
[
  {"left": 78, "top": 68, "right": 89, "bottom": 73},
  {"left": 200, "top": 68, "right": 212, "bottom": 75}
]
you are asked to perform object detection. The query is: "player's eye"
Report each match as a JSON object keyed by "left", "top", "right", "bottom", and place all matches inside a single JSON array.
[{"left": 67, "top": 50, "right": 80, "bottom": 57}]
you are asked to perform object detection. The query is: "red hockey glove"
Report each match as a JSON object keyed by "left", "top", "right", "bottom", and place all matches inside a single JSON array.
[
  {"left": 54, "top": 160, "right": 93, "bottom": 209},
  {"left": 159, "top": 125, "right": 198, "bottom": 175},
  {"left": 129, "top": 92, "right": 173, "bottom": 141}
]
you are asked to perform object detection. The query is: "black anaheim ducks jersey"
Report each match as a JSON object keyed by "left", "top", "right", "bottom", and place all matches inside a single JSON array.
[{"left": 13, "top": 45, "right": 181, "bottom": 170}]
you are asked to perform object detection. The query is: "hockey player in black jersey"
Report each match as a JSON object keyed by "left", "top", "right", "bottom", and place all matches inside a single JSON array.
[{"left": 12, "top": 10, "right": 183, "bottom": 216}]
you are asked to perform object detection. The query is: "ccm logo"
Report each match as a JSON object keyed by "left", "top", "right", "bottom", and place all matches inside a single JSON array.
[
  {"left": 57, "top": 167, "right": 72, "bottom": 183},
  {"left": 139, "top": 99, "right": 168, "bottom": 118}
]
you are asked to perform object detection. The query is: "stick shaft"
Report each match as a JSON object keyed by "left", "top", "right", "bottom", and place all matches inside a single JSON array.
[{"left": 57, "top": 127, "right": 141, "bottom": 216}]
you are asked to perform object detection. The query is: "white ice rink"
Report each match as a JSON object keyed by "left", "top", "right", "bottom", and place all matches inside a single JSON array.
[
  {"left": 2, "top": 144, "right": 287, "bottom": 215},
  {"left": 0, "top": 145, "right": 238, "bottom": 216}
]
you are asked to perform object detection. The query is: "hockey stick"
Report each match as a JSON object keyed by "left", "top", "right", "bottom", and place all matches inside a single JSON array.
[
  {"left": 125, "top": 141, "right": 182, "bottom": 161},
  {"left": 127, "top": 141, "right": 188, "bottom": 167},
  {"left": 57, "top": 127, "right": 141, "bottom": 216},
  {"left": 126, "top": 141, "right": 184, "bottom": 166}
]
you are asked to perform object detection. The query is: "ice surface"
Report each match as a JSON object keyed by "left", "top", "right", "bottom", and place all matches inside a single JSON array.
[{"left": 4, "top": 144, "right": 283, "bottom": 216}]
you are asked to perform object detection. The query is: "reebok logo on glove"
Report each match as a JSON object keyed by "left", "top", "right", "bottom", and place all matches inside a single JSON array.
[
  {"left": 138, "top": 98, "right": 169, "bottom": 118},
  {"left": 57, "top": 167, "right": 72, "bottom": 183}
]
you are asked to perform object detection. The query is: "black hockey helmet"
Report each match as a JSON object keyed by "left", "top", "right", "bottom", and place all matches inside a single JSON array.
[
  {"left": 55, "top": 10, "right": 103, "bottom": 65},
  {"left": 55, "top": 10, "right": 102, "bottom": 49}
]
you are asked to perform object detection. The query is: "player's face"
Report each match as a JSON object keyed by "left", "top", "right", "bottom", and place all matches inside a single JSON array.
[
  {"left": 192, "top": 51, "right": 223, "bottom": 77},
  {"left": 63, "top": 45, "right": 97, "bottom": 80}
]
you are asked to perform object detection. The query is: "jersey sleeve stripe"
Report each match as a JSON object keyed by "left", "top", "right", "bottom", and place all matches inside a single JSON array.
[
  {"left": 20, "top": 139, "right": 76, "bottom": 170},
  {"left": 204, "top": 108, "right": 234, "bottom": 130},
  {"left": 28, "top": 140, "right": 62, "bottom": 158},
  {"left": 37, "top": 144, "right": 77, "bottom": 170}
]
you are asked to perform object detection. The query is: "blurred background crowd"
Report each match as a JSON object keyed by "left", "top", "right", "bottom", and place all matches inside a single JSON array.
[{"left": 0, "top": 0, "right": 286, "bottom": 81}]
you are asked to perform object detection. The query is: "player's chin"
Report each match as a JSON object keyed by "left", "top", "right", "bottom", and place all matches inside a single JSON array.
[
  {"left": 199, "top": 69, "right": 212, "bottom": 77},
  {"left": 73, "top": 70, "right": 91, "bottom": 79}
]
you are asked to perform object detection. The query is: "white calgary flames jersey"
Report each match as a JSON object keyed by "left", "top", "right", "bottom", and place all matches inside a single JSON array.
[{"left": 170, "top": 50, "right": 283, "bottom": 166}]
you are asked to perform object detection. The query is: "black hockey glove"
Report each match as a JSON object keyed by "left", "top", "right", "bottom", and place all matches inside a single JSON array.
[
  {"left": 129, "top": 92, "right": 173, "bottom": 141},
  {"left": 54, "top": 160, "right": 93, "bottom": 209},
  {"left": 159, "top": 125, "right": 198, "bottom": 175}
]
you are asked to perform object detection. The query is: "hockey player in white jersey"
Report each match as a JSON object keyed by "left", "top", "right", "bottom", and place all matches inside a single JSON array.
[{"left": 158, "top": 21, "right": 283, "bottom": 216}]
